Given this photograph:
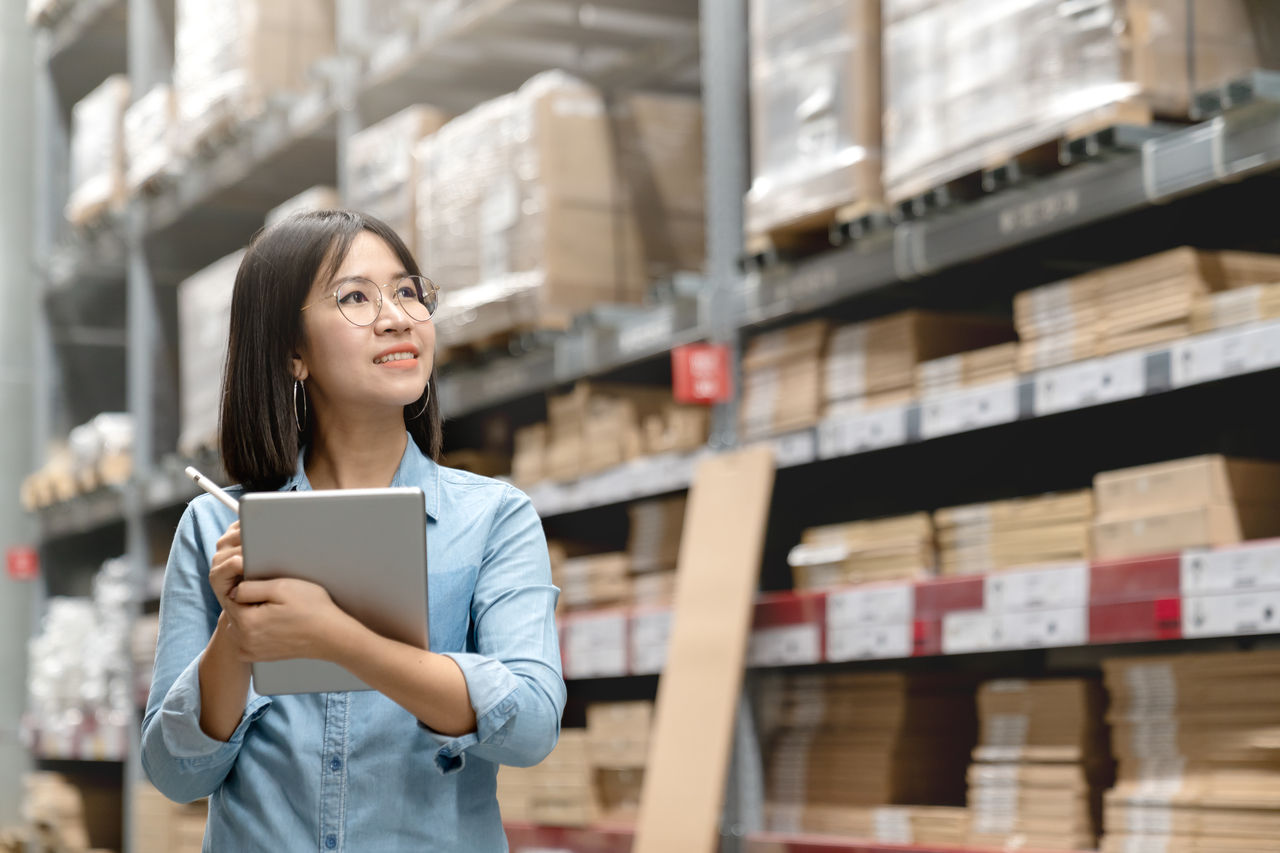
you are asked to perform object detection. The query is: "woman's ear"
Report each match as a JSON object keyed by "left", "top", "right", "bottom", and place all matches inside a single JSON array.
[{"left": 292, "top": 355, "right": 309, "bottom": 382}]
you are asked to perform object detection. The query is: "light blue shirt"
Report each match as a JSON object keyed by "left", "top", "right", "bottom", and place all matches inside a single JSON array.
[{"left": 142, "top": 439, "right": 565, "bottom": 852}]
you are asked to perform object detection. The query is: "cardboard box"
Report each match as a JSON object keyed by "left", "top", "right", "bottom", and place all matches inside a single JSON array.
[
  {"left": 265, "top": 185, "right": 341, "bottom": 227},
  {"left": 627, "top": 496, "right": 686, "bottom": 574},
  {"left": 177, "top": 251, "right": 244, "bottom": 457},
  {"left": 554, "top": 553, "right": 632, "bottom": 610},
  {"left": 789, "top": 512, "right": 935, "bottom": 588},
  {"left": 916, "top": 342, "right": 1020, "bottom": 397},
  {"left": 67, "top": 75, "right": 130, "bottom": 227},
  {"left": 588, "top": 701, "right": 652, "bottom": 769},
  {"left": 347, "top": 105, "right": 450, "bottom": 246},
  {"left": 133, "top": 783, "right": 207, "bottom": 853},
  {"left": 936, "top": 490, "right": 1094, "bottom": 575},
  {"left": 124, "top": 83, "right": 177, "bottom": 193},
  {"left": 511, "top": 423, "right": 548, "bottom": 487},
  {"left": 1094, "top": 455, "right": 1280, "bottom": 519}
]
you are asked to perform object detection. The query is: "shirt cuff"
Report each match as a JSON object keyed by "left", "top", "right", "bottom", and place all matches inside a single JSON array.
[
  {"left": 416, "top": 652, "right": 521, "bottom": 775},
  {"left": 159, "top": 653, "right": 272, "bottom": 768}
]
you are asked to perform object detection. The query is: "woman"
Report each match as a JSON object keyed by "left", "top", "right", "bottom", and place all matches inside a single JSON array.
[{"left": 142, "top": 211, "right": 565, "bottom": 851}]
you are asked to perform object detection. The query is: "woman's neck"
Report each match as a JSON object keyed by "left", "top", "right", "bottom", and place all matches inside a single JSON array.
[{"left": 304, "top": 408, "right": 410, "bottom": 491}]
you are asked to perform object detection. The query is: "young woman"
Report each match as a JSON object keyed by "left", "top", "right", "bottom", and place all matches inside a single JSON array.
[{"left": 142, "top": 211, "right": 565, "bottom": 851}]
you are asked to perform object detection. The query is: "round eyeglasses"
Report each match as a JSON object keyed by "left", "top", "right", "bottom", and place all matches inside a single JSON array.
[{"left": 301, "top": 275, "right": 440, "bottom": 326}]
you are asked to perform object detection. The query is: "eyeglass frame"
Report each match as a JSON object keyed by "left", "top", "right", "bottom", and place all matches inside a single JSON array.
[{"left": 300, "top": 274, "right": 440, "bottom": 327}]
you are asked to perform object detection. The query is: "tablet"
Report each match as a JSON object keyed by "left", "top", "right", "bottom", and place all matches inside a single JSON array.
[{"left": 238, "top": 487, "right": 430, "bottom": 695}]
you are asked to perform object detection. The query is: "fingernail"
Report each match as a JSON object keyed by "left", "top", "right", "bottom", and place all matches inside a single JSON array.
[{"left": 229, "top": 589, "right": 237, "bottom": 601}]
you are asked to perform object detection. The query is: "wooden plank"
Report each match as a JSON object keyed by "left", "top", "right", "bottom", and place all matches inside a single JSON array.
[{"left": 633, "top": 445, "right": 776, "bottom": 853}]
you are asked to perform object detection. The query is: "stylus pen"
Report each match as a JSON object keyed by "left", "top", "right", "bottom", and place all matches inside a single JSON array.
[{"left": 185, "top": 466, "right": 240, "bottom": 514}]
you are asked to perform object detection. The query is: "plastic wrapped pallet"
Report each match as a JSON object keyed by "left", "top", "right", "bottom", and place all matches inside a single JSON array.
[
  {"left": 935, "top": 490, "right": 1094, "bottom": 575},
  {"left": 124, "top": 84, "right": 178, "bottom": 194},
  {"left": 1100, "top": 649, "right": 1280, "bottom": 853},
  {"left": 66, "top": 75, "right": 130, "bottom": 227},
  {"left": 1092, "top": 454, "right": 1280, "bottom": 560},
  {"left": 265, "top": 185, "right": 341, "bottom": 227},
  {"left": 788, "top": 512, "right": 935, "bottom": 589},
  {"left": 741, "top": 319, "right": 830, "bottom": 441},
  {"left": 178, "top": 251, "right": 244, "bottom": 457},
  {"left": 745, "top": 0, "right": 881, "bottom": 244},
  {"left": 761, "top": 671, "right": 976, "bottom": 836},
  {"left": 967, "top": 678, "right": 1111, "bottom": 851},
  {"left": 883, "top": 0, "right": 1278, "bottom": 205},
  {"left": 346, "top": 105, "right": 450, "bottom": 247},
  {"left": 415, "top": 72, "right": 648, "bottom": 348},
  {"left": 173, "top": 0, "right": 335, "bottom": 153}
]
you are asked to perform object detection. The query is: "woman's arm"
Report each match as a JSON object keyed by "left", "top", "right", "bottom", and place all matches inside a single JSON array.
[
  {"left": 227, "top": 578, "right": 477, "bottom": 735},
  {"left": 199, "top": 521, "right": 252, "bottom": 742}
]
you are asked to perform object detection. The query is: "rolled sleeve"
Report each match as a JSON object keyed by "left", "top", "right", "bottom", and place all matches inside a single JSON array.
[
  {"left": 156, "top": 654, "right": 273, "bottom": 763},
  {"left": 417, "top": 485, "right": 566, "bottom": 773}
]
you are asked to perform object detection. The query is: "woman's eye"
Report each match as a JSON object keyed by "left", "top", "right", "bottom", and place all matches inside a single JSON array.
[
  {"left": 396, "top": 287, "right": 417, "bottom": 301},
  {"left": 339, "top": 291, "right": 369, "bottom": 304}
]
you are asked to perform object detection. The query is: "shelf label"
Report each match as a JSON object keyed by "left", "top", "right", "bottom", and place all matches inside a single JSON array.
[
  {"left": 943, "top": 610, "right": 999, "bottom": 654},
  {"left": 1171, "top": 320, "right": 1280, "bottom": 387},
  {"left": 630, "top": 609, "right": 672, "bottom": 675},
  {"left": 827, "top": 583, "right": 914, "bottom": 628},
  {"left": 747, "top": 623, "right": 821, "bottom": 667},
  {"left": 618, "top": 309, "right": 674, "bottom": 356},
  {"left": 563, "top": 613, "right": 628, "bottom": 679},
  {"left": 827, "top": 623, "right": 913, "bottom": 662},
  {"left": 772, "top": 429, "right": 816, "bottom": 468},
  {"left": 1033, "top": 352, "right": 1145, "bottom": 416},
  {"left": 1182, "top": 590, "right": 1280, "bottom": 638},
  {"left": 919, "top": 380, "right": 1018, "bottom": 439},
  {"left": 984, "top": 563, "right": 1090, "bottom": 612},
  {"left": 1181, "top": 542, "right": 1280, "bottom": 595},
  {"left": 816, "top": 406, "right": 908, "bottom": 459},
  {"left": 999, "top": 606, "right": 1088, "bottom": 649}
]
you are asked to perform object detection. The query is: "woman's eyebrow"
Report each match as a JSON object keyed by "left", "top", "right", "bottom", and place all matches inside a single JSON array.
[{"left": 328, "top": 271, "right": 411, "bottom": 286}]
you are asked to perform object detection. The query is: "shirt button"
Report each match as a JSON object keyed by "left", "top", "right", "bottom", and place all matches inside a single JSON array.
[
  {"left": 326, "top": 834, "right": 337, "bottom": 849},
  {"left": 330, "top": 757, "right": 342, "bottom": 771}
]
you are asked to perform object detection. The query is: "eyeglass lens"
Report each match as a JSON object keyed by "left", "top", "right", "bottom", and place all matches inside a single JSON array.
[{"left": 335, "top": 276, "right": 439, "bottom": 326}]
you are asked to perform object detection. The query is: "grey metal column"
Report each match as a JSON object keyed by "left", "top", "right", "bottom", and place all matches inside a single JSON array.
[
  {"left": 699, "top": 0, "right": 749, "bottom": 450},
  {"left": 0, "top": 3, "right": 37, "bottom": 826},
  {"left": 125, "top": 2, "right": 171, "bottom": 850}
]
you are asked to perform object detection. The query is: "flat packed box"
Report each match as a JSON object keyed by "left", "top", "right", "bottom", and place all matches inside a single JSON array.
[
  {"left": 67, "top": 75, "right": 130, "bottom": 226},
  {"left": 177, "top": 251, "right": 244, "bottom": 457}
]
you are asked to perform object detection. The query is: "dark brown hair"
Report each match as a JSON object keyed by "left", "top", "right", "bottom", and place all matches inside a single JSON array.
[{"left": 219, "top": 210, "right": 443, "bottom": 489}]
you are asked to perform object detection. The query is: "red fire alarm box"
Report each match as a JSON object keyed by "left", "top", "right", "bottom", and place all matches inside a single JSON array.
[
  {"left": 672, "top": 343, "right": 733, "bottom": 404},
  {"left": 6, "top": 545, "right": 39, "bottom": 581}
]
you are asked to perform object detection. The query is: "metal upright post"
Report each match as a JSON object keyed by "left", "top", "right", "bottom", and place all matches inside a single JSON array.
[
  {"left": 699, "top": 0, "right": 749, "bottom": 451},
  {"left": 124, "top": 2, "right": 171, "bottom": 850}
]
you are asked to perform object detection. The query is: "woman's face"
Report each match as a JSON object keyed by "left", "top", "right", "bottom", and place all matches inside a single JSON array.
[{"left": 295, "top": 231, "right": 436, "bottom": 418}]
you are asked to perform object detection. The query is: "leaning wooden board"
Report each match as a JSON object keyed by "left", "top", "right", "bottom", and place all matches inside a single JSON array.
[{"left": 633, "top": 445, "right": 776, "bottom": 853}]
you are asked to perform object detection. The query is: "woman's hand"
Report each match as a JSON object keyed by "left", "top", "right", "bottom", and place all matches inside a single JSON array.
[
  {"left": 224, "top": 578, "right": 358, "bottom": 664},
  {"left": 209, "top": 521, "right": 243, "bottom": 611}
]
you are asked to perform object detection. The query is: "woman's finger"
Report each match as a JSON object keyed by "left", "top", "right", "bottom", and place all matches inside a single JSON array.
[{"left": 231, "top": 579, "right": 282, "bottom": 605}]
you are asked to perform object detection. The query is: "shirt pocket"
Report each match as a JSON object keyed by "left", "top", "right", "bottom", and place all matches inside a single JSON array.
[{"left": 426, "top": 565, "right": 477, "bottom": 653}]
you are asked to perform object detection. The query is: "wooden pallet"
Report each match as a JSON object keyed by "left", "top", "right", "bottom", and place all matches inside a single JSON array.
[{"left": 744, "top": 198, "right": 890, "bottom": 268}]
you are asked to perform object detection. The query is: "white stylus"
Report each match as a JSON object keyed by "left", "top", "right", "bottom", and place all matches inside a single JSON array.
[{"left": 185, "top": 466, "right": 240, "bottom": 514}]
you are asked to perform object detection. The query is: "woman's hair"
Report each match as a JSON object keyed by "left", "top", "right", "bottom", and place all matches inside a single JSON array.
[{"left": 219, "top": 210, "right": 443, "bottom": 489}]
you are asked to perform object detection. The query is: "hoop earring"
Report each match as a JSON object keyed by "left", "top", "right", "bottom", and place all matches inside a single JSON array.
[
  {"left": 294, "top": 379, "right": 308, "bottom": 432},
  {"left": 407, "top": 383, "right": 430, "bottom": 420}
]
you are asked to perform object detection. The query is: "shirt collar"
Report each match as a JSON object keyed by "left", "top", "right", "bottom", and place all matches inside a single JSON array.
[{"left": 282, "top": 433, "right": 440, "bottom": 520}]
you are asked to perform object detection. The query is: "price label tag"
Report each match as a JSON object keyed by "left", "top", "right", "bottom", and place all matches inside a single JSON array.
[
  {"left": 6, "top": 546, "right": 39, "bottom": 581},
  {"left": 942, "top": 610, "right": 999, "bottom": 654},
  {"left": 827, "top": 623, "right": 913, "bottom": 662},
  {"left": 1181, "top": 542, "right": 1280, "bottom": 594},
  {"left": 563, "top": 613, "right": 628, "bottom": 678},
  {"left": 630, "top": 609, "right": 672, "bottom": 675},
  {"left": 1034, "top": 352, "right": 1145, "bottom": 416},
  {"left": 747, "top": 624, "right": 821, "bottom": 667},
  {"left": 984, "top": 563, "right": 1090, "bottom": 612},
  {"left": 998, "top": 606, "right": 1088, "bottom": 649},
  {"left": 816, "top": 406, "right": 908, "bottom": 459},
  {"left": 772, "top": 430, "right": 816, "bottom": 468},
  {"left": 826, "top": 583, "right": 914, "bottom": 629},
  {"left": 1182, "top": 590, "right": 1280, "bottom": 638},
  {"left": 1243, "top": 320, "right": 1280, "bottom": 371},
  {"left": 618, "top": 309, "right": 674, "bottom": 356},
  {"left": 919, "top": 380, "right": 1018, "bottom": 439},
  {"left": 1171, "top": 328, "right": 1251, "bottom": 387}
]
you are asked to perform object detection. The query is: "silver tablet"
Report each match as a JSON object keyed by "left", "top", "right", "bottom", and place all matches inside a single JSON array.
[{"left": 238, "top": 487, "right": 430, "bottom": 695}]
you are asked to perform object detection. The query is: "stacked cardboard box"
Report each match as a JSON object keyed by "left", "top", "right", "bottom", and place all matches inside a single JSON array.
[
  {"left": 915, "top": 342, "right": 1020, "bottom": 397},
  {"left": 20, "top": 415, "right": 133, "bottom": 510},
  {"left": 741, "top": 320, "right": 830, "bottom": 441},
  {"left": 134, "top": 782, "right": 207, "bottom": 853},
  {"left": 173, "top": 0, "right": 334, "bottom": 152},
  {"left": 761, "top": 671, "right": 976, "bottom": 835},
  {"left": 1016, "top": 249, "right": 1280, "bottom": 371},
  {"left": 20, "top": 773, "right": 96, "bottom": 853},
  {"left": 641, "top": 404, "right": 709, "bottom": 456},
  {"left": 1092, "top": 455, "right": 1280, "bottom": 560},
  {"left": 967, "top": 679, "right": 1111, "bottom": 851},
  {"left": 787, "top": 512, "right": 935, "bottom": 589},
  {"left": 416, "top": 74, "right": 704, "bottom": 348},
  {"left": 587, "top": 702, "right": 652, "bottom": 825},
  {"left": 543, "top": 382, "right": 674, "bottom": 482},
  {"left": 265, "top": 185, "right": 342, "bottom": 227},
  {"left": 883, "top": 0, "right": 1279, "bottom": 205},
  {"left": 825, "top": 311, "right": 1014, "bottom": 415},
  {"left": 346, "top": 105, "right": 449, "bottom": 246},
  {"left": 744, "top": 0, "right": 882, "bottom": 243},
  {"left": 1101, "top": 649, "right": 1280, "bottom": 853},
  {"left": 627, "top": 495, "right": 685, "bottom": 605},
  {"left": 511, "top": 423, "right": 548, "bottom": 488},
  {"left": 124, "top": 84, "right": 177, "bottom": 194},
  {"left": 177, "top": 251, "right": 243, "bottom": 457},
  {"left": 1192, "top": 282, "right": 1280, "bottom": 333},
  {"left": 66, "top": 75, "right": 130, "bottom": 227},
  {"left": 935, "top": 490, "right": 1094, "bottom": 575},
  {"left": 763, "top": 804, "right": 969, "bottom": 844},
  {"left": 553, "top": 552, "right": 632, "bottom": 611},
  {"left": 507, "top": 729, "right": 599, "bottom": 827}
]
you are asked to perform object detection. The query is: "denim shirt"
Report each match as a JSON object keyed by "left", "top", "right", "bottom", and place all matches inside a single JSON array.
[{"left": 141, "top": 438, "right": 565, "bottom": 852}]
